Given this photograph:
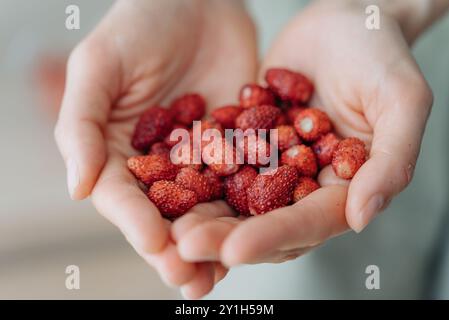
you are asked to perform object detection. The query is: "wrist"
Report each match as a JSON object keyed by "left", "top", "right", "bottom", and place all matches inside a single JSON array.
[{"left": 360, "top": 0, "right": 449, "bottom": 43}]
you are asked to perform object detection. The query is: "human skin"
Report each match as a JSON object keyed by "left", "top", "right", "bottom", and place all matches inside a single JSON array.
[
  {"left": 56, "top": 0, "right": 449, "bottom": 299},
  {"left": 172, "top": 0, "right": 449, "bottom": 297},
  {"left": 54, "top": 0, "right": 258, "bottom": 298}
]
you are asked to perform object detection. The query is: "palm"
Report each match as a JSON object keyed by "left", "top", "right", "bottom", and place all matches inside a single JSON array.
[
  {"left": 74, "top": 0, "right": 258, "bottom": 297},
  {"left": 173, "top": 0, "right": 432, "bottom": 279}
]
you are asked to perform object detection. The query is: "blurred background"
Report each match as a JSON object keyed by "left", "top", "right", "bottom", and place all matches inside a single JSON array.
[{"left": 1, "top": 0, "right": 449, "bottom": 299}]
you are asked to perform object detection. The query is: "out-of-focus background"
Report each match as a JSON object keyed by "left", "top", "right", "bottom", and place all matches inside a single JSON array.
[{"left": 1, "top": 0, "right": 449, "bottom": 299}]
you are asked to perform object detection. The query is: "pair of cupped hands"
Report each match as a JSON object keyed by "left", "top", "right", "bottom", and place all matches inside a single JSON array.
[{"left": 54, "top": 0, "right": 432, "bottom": 299}]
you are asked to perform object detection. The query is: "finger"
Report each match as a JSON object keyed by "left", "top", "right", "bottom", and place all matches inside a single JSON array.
[
  {"left": 178, "top": 217, "right": 239, "bottom": 262},
  {"left": 318, "top": 165, "right": 349, "bottom": 187},
  {"left": 171, "top": 201, "right": 236, "bottom": 243},
  {"left": 180, "top": 263, "right": 215, "bottom": 300},
  {"left": 221, "top": 185, "right": 348, "bottom": 266},
  {"left": 144, "top": 242, "right": 197, "bottom": 287},
  {"left": 91, "top": 155, "right": 169, "bottom": 254},
  {"left": 346, "top": 77, "right": 433, "bottom": 232},
  {"left": 54, "top": 44, "right": 118, "bottom": 200},
  {"left": 214, "top": 262, "right": 228, "bottom": 284}
]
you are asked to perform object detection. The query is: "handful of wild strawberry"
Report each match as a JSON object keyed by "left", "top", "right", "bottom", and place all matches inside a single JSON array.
[{"left": 127, "top": 68, "right": 367, "bottom": 218}]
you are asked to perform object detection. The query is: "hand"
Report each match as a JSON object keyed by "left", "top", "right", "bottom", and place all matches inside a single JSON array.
[
  {"left": 172, "top": 0, "right": 433, "bottom": 288},
  {"left": 54, "top": 0, "right": 257, "bottom": 299}
]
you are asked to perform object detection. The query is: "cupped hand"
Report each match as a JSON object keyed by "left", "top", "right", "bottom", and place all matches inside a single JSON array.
[
  {"left": 54, "top": 0, "right": 257, "bottom": 299},
  {"left": 173, "top": 0, "right": 433, "bottom": 284}
]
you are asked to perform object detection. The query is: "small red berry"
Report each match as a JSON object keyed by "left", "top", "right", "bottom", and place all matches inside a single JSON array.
[
  {"left": 275, "top": 125, "right": 301, "bottom": 152},
  {"left": 293, "top": 177, "right": 320, "bottom": 202},
  {"left": 312, "top": 133, "right": 341, "bottom": 168},
  {"left": 127, "top": 154, "right": 179, "bottom": 186},
  {"left": 239, "top": 84, "right": 275, "bottom": 108},
  {"left": 164, "top": 123, "right": 189, "bottom": 147},
  {"left": 332, "top": 137, "right": 367, "bottom": 179},
  {"left": 170, "top": 93, "right": 206, "bottom": 126},
  {"left": 148, "top": 180, "right": 198, "bottom": 218},
  {"left": 235, "top": 105, "right": 281, "bottom": 131},
  {"left": 235, "top": 134, "right": 272, "bottom": 167},
  {"left": 265, "top": 68, "right": 314, "bottom": 103},
  {"left": 149, "top": 142, "right": 171, "bottom": 156},
  {"left": 294, "top": 108, "right": 332, "bottom": 142},
  {"left": 286, "top": 105, "right": 306, "bottom": 124},
  {"left": 281, "top": 145, "right": 318, "bottom": 177},
  {"left": 247, "top": 165, "right": 299, "bottom": 215},
  {"left": 203, "top": 138, "right": 240, "bottom": 176},
  {"left": 132, "top": 106, "right": 173, "bottom": 151},
  {"left": 202, "top": 167, "right": 224, "bottom": 200},
  {"left": 211, "top": 105, "right": 243, "bottom": 129},
  {"left": 175, "top": 167, "right": 213, "bottom": 202},
  {"left": 224, "top": 166, "right": 258, "bottom": 215}
]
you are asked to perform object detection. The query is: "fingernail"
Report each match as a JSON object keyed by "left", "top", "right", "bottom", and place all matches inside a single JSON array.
[
  {"left": 67, "top": 159, "right": 79, "bottom": 199},
  {"left": 354, "top": 194, "right": 384, "bottom": 233}
]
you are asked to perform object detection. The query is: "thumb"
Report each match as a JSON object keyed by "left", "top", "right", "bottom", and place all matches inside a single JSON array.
[
  {"left": 346, "top": 76, "right": 433, "bottom": 232},
  {"left": 54, "top": 44, "right": 118, "bottom": 200}
]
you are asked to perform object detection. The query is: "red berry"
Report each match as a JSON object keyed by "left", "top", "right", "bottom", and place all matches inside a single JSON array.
[
  {"left": 265, "top": 68, "right": 314, "bottom": 103},
  {"left": 235, "top": 134, "right": 273, "bottom": 167},
  {"left": 286, "top": 105, "right": 306, "bottom": 124},
  {"left": 149, "top": 142, "right": 171, "bottom": 156},
  {"left": 235, "top": 105, "right": 281, "bottom": 131},
  {"left": 293, "top": 177, "right": 320, "bottom": 202},
  {"left": 275, "top": 125, "right": 301, "bottom": 152},
  {"left": 203, "top": 138, "right": 240, "bottom": 176},
  {"left": 170, "top": 139, "right": 203, "bottom": 171},
  {"left": 164, "top": 123, "right": 189, "bottom": 147},
  {"left": 312, "top": 133, "right": 341, "bottom": 168},
  {"left": 275, "top": 113, "right": 288, "bottom": 126},
  {"left": 281, "top": 145, "right": 318, "bottom": 177},
  {"left": 332, "top": 137, "right": 367, "bottom": 179},
  {"left": 127, "top": 154, "right": 179, "bottom": 186},
  {"left": 202, "top": 167, "right": 224, "bottom": 200},
  {"left": 247, "top": 165, "right": 299, "bottom": 215},
  {"left": 211, "top": 105, "right": 243, "bottom": 129},
  {"left": 239, "top": 84, "right": 275, "bottom": 108},
  {"left": 132, "top": 106, "right": 173, "bottom": 151},
  {"left": 175, "top": 167, "right": 213, "bottom": 202},
  {"left": 148, "top": 180, "right": 198, "bottom": 218},
  {"left": 224, "top": 166, "right": 258, "bottom": 215},
  {"left": 170, "top": 93, "right": 206, "bottom": 126},
  {"left": 294, "top": 108, "right": 332, "bottom": 142}
]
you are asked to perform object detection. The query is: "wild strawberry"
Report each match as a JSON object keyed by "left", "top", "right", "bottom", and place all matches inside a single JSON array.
[
  {"left": 170, "top": 139, "right": 203, "bottom": 171},
  {"left": 149, "top": 142, "right": 171, "bottom": 156},
  {"left": 247, "top": 165, "right": 299, "bottom": 215},
  {"left": 203, "top": 138, "right": 240, "bottom": 176},
  {"left": 275, "top": 113, "right": 288, "bottom": 126},
  {"left": 286, "top": 105, "right": 306, "bottom": 124},
  {"left": 202, "top": 167, "right": 224, "bottom": 200},
  {"left": 164, "top": 123, "right": 189, "bottom": 147},
  {"left": 235, "top": 105, "right": 281, "bottom": 131},
  {"left": 235, "top": 134, "right": 273, "bottom": 167},
  {"left": 127, "top": 154, "right": 179, "bottom": 186},
  {"left": 275, "top": 125, "right": 301, "bottom": 152},
  {"left": 312, "top": 133, "right": 340, "bottom": 168},
  {"left": 211, "top": 105, "right": 243, "bottom": 129},
  {"left": 132, "top": 106, "right": 173, "bottom": 151},
  {"left": 224, "top": 166, "right": 258, "bottom": 216},
  {"left": 294, "top": 108, "right": 332, "bottom": 142},
  {"left": 281, "top": 145, "right": 318, "bottom": 177},
  {"left": 239, "top": 84, "right": 275, "bottom": 108},
  {"left": 265, "top": 68, "right": 314, "bottom": 103},
  {"left": 170, "top": 93, "right": 206, "bottom": 126},
  {"left": 175, "top": 167, "right": 212, "bottom": 202},
  {"left": 148, "top": 180, "right": 198, "bottom": 218},
  {"left": 332, "top": 137, "right": 367, "bottom": 179},
  {"left": 293, "top": 177, "right": 320, "bottom": 202}
]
